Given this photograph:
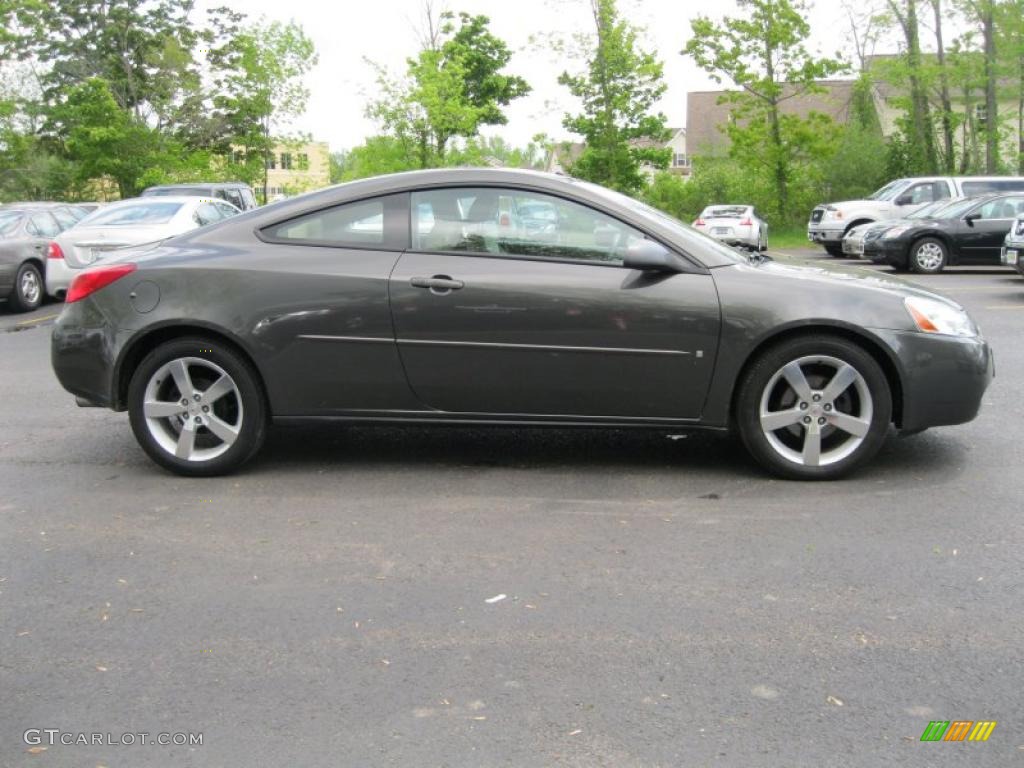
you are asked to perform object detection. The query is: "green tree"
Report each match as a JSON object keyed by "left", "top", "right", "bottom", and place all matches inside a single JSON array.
[
  {"left": 685, "top": 0, "right": 846, "bottom": 223},
  {"left": 210, "top": 19, "right": 317, "bottom": 200},
  {"left": 558, "top": 0, "right": 669, "bottom": 194},
  {"left": 48, "top": 77, "right": 165, "bottom": 197},
  {"left": 368, "top": 10, "right": 530, "bottom": 168}
]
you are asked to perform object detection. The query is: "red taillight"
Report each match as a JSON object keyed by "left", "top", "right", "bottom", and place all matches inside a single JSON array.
[
  {"left": 739, "top": 218, "right": 752, "bottom": 226},
  {"left": 66, "top": 264, "right": 136, "bottom": 303},
  {"left": 694, "top": 218, "right": 705, "bottom": 226},
  {"left": 47, "top": 242, "right": 64, "bottom": 260}
]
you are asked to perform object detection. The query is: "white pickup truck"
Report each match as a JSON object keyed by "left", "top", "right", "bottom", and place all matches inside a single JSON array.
[{"left": 808, "top": 176, "right": 1024, "bottom": 256}]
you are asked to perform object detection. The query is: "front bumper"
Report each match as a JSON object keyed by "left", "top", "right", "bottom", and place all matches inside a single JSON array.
[
  {"left": 807, "top": 223, "right": 844, "bottom": 245},
  {"left": 872, "top": 328, "right": 993, "bottom": 432},
  {"left": 865, "top": 238, "right": 909, "bottom": 268},
  {"left": 1001, "top": 240, "right": 1024, "bottom": 275},
  {"left": 842, "top": 235, "right": 865, "bottom": 257}
]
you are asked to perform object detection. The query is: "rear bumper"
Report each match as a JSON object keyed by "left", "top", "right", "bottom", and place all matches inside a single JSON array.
[
  {"left": 51, "top": 299, "right": 123, "bottom": 409},
  {"left": 873, "top": 328, "right": 993, "bottom": 432},
  {"left": 45, "top": 258, "right": 77, "bottom": 297}
]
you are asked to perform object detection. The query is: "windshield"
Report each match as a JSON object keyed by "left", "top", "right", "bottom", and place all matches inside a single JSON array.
[
  {"left": 929, "top": 197, "right": 981, "bottom": 220},
  {"left": 907, "top": 198, "right": 961, "bottom": 220},
  {"left": 575, "top": 180, "right": 749, "bottom": 264},
  {"left": 0, "top": 210, "right": 24, "bottom": 236},
  {"left": 702, "top": 206, "right": 749, "bottom": 219},
  {"left": 867, "top": 179, "right": 910, "bottom": 201},
  {"left": 81, "top": 202, "right": 183, "bottom": 227}
]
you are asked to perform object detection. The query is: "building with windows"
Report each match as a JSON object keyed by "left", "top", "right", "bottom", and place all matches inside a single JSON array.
[
  {"left": 263, "top": 140, "right": 331, "bottom": 201},
  {"left": 543, "top": 128, "right": 690, "bottom": 178}
]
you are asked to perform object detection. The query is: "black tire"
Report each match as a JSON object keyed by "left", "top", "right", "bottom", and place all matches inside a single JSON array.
[
  {"left": 10, "top": 261, "right": 43, "bottom": 312},
  {"left": 908, "top": 237, "right": 948, "bottom": 274},
  {"left": 128, "top": 337, "right": 267, "bottom": 476},
  {"left": 824, "top": 244, "right": 843, "bottom": 257},
  {"left": 736, "top": 335, "right": 892, "bottom": 480}
]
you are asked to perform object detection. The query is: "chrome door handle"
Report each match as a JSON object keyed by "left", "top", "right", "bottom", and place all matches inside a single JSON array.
[{"left": 410, "top": 275, "right": 464, "bottom": 292}]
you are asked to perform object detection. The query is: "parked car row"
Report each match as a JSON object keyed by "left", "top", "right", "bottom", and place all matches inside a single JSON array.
[
  {"left": 1, "top": 183, "right": 254, "bottom": 313},
  {"left": 835, "top": 191, "right": 1024, "bottom": 274},
  {"left": 808, "top": 175, "right": 1024, "bottom": 257}
]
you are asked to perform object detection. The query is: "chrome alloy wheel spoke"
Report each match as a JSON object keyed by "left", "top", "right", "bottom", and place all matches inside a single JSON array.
[{"left": 759, "top": 355, "right": 873, "bottom": 468}]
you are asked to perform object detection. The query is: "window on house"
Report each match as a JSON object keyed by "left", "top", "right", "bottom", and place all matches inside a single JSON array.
[
  {"left": 298, "top": 153, "right": 309, "bottom": 170},
  {"left": 232, "top": 150, "right": 245, "bottom": 165},
  {"left": 975, "top": 104, "right": 988, "bottom": 125},
  {"left": 280, "top": 153, "right": 293, "bottom": 170},
  {"left": 266, "top": 154, "right": 277, "bottom": 170},
  {"left": 672, "top": 153, "right": 690, "bottom": 168}
]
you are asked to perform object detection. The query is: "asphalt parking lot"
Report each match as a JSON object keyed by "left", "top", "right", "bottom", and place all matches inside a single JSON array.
[{"left": 2, "top": 249, "right": 1022, "bottom": 767}]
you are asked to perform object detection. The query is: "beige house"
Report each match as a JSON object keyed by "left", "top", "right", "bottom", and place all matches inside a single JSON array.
[
  {"left": 263, "top": 140, "right": 331, "bottom": 200},
  {"left": 543, "top": 128, "right": 690, "bottom": 177},
  {"left": 687, "top": 56, "right": 1022, "bottom": 168}
]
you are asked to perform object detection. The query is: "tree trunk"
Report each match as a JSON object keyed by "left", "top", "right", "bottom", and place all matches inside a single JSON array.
[
  {"left": 887, "top": 0, "right": 937, "bottom": 173},
  {"left": 929, "top": 0, "right": 956, "bottom": 171},
  {"left": 981, "top": 3, "right": 998, "bottom": 172},
  {"left": 1019, "top": 51, "right": 1024, "bottom": 174},
  {"left": 762, "top": 27, "right": 788, "bottom": 221}
]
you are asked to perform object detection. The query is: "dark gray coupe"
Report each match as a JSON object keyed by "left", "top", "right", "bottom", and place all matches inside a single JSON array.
[{"left": 51, "top": 169, "right": 993, "bottom": 479}]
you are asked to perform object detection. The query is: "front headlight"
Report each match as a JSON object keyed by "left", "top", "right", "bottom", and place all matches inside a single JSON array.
[
  {"left": 883, "top": 225, "right": 911, "bottom": 239},
  {"left": 904, "top": 296, "right": 978, "bottom": 337}
]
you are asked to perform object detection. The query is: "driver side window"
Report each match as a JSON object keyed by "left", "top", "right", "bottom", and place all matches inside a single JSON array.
[{"left": 411, "top": 187, "right": 644, "bottom": 265}]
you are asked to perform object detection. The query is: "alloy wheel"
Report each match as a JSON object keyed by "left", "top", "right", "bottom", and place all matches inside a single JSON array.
[
  {"left": 758, "top": 355, "right": 873, "bottom": 468},
  {"left": 142, "top": 357, "right": 243, "bottom": 462},
  {"left": 914, "top": 242, "right": 945, "bottom": 271},
  {"left": 20, "top": 268, "right": 41, "bottom": 306}
]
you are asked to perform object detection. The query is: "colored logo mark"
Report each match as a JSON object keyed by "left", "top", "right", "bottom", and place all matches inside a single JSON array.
[{"left": 920, "top": 720, "right": 997, "bottom": 742}]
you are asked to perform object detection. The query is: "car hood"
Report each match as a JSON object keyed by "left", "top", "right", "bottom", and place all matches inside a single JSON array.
[{"left": 749, "top": 254, "right": 963, "bottom": 309}]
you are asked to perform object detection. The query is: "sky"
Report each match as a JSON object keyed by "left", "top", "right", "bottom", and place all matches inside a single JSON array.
[{"left": 199, "top": 0, "right": 872, "bottom": 152}]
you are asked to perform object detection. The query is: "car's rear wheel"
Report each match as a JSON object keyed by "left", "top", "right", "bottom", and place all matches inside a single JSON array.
[
  {"left": 10, "top": 262, "right": 43, "bottom": 312},
  {"left": 909, "top": 237, "right": 948, "bottom": 274},
  {"left": 736, "top": 336, "right": 892, "bottom": 480},
  {"left": 128, "top": 337, "right": 267, "bottom": 476}
]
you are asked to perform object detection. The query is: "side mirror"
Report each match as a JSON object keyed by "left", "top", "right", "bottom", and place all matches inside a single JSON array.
[
  {"left": 964, "top": 212, "right": 981, "bottom": 227},
  {"left": 895, "top": 194, "right": 914, "bottom": 206},
  {"left": 623, "top": 240, "right": 680, "bottom": 272}
]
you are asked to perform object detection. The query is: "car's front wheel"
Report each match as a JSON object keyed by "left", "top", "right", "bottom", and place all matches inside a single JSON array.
[
  {"left": 736, "top": 336, "right": 892, "bottom": 480},
  {"left": 824, "top": 244, "right": 843, "bottom": 257},
  {"left": 128, "top": 337, "right": 267, "bottom": 476},
  {"left": 10, "top": 261, "right": 43, "bottom": 312},
  {"left": 909, "top": 237, "right": 948, "bottom": 274}
]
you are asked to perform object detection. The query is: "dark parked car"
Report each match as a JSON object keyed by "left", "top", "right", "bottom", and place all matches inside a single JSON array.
[
  {"left": 141, "top": 182, "right": 258, "bottom": 211},
  {"left": 51, "top": 169, "right": 993, "bottom": 479},
  {"left": 0, "top": 202, "right": 89, "bottom": 311},
  {"left": 865, "top": 193, "right": 1024, "bottom": 273}
]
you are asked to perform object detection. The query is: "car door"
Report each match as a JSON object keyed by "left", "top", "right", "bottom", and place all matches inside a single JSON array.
[
  {"left": 958, "top": 196, "right": 1024, "bottom": 262},
  {"left": 25, "top": 211, "right": 61, "bottom": 256},
  {"left": 892, "top": 180, "right": 949, "bottom": 215},
  {"left": 388, "top": 186, "right": 721, "bottom": 420},
  {"left": 250, "top": 193, "right": 420, "bottom": 415}
]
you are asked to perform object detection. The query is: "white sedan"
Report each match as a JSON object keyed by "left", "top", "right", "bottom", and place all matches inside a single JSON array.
[
  {"left": 46, "top": 196, "right": 241, "bottom": 299},
  {"left": 692, "top": 205, "right": 767, "bottom": 251}
]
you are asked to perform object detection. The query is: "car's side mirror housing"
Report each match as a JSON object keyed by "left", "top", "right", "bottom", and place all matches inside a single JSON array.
[
  {"left": 895, "top": 194, "right": 915, "bottom": 206},
  {"left": 623, "top": 240, "right": 681, "bottom": 272},
  {"left": 964, "top": 212, "right": 981, "bottom": 227}
]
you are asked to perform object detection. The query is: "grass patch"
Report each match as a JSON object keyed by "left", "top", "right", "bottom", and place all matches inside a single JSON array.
[{"left": 768, "top": 226, "right": 819, "bottom": 251}]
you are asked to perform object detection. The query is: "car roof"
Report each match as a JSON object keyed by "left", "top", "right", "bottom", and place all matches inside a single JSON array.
[
  {"left": 102, "top": 196, "right": 223, "bottom": 206},
  {"left": 181, "top": 168, "right": 740, "bottom": 269},
  {"left": 144, "top": 182, "right": 250, "bottom": 190}
]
